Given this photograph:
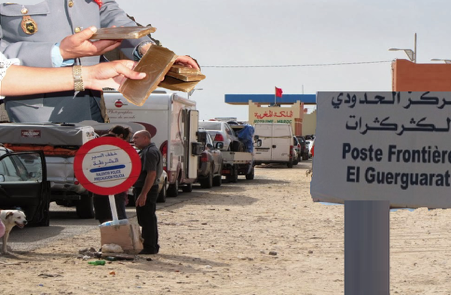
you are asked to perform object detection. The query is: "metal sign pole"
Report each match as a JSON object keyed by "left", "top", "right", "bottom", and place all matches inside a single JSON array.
[
  {"left": 345, "top": 200, "right": 390, "bottom": 295},
  {"left": 108, "top": 194, "right": 119, "bottom": 224}
]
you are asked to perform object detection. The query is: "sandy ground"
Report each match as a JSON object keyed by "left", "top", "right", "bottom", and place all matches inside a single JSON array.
[{"left": 1, "top": 160, "right": 451, "bottom": 294}]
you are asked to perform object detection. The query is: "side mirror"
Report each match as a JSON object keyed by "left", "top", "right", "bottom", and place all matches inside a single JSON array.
[
  {"left": 207, "top": 143, "right": 213, "bottom": 149},
  {"left": 256, "top": 139, "right": 262, "bottom": 147},
  {"left": 216, "top": 142, "right": 224, "bottom": 149},
  {"left": 0, "top": 174, "right": 5, "bottom": 182}
]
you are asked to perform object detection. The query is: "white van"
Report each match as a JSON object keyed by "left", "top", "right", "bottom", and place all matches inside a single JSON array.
[
  {"left": 103, "top": 90, "right": 202, "bottom": 197},
  {"left": 253, "top": 123, "right": 295, "bottom": 168}
]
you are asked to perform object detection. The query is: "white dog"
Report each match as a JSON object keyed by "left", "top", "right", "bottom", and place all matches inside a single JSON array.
[{"left": 0, "top": 209, "right": 27, "bottom": 254}]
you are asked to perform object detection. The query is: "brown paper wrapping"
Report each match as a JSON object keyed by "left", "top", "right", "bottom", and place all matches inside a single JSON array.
[
  {"left": 166, "top": 71, "right": 206, "bottom": 82},
  {"left": 119, "top": 45, "right": 177, "bottom": 106},
  {"left": 158, "top": 76, "right": 201, "bottom": 93},
  {"left": 91, "top": 26, "right": 156, "bottom": 39}
]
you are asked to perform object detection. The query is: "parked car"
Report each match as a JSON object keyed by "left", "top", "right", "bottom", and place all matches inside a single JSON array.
[
  {"left": 306, "top": 138, "right": 315, "bottom": 158},
  {"left": 198, "top": 121, "right": 242, "bottom": 151},
  {"left": 197, "top": 130, "right": 223, "bottom": 188},
  {"left": 296, "top": 136, "right": 309, "bottom": 160},
  {"left": 127, "top": 170, "right": 168, "bottom": 205},
  {"left": 0, "top": 147, "right": 50, "bottom": 226},
  {"left": 293, "top": 136, "right": 302, "bottom": 165}
]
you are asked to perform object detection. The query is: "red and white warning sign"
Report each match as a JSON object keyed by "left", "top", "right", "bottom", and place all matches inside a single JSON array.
[{"left": 74, "top": 137, "right": 141, "bottom": 195}]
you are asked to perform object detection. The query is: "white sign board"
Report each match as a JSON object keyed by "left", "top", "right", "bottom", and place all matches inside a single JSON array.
[
  {"left": 74, "top": 137, "right": 141, "bottom": 196},
  {"left": 310, "top": 91, "right": 451, "bottom": 208}
]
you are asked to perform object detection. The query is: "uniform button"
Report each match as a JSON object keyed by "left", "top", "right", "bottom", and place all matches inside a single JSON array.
[
  {"left": 21, "top": 7, "right": 28, "bottom": 14},
  {"left": 68, "top": 1, "right": 74, "bottom": 7},
  {"left": 74, "top": 27, "right": 81, "bottom": 33}
]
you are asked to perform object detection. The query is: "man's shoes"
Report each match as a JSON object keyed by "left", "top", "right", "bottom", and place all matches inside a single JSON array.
[{"left": 139, "top": 248, "right": 159, "bottom": 255}]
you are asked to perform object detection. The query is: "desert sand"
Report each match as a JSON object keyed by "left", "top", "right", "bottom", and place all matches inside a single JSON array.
[{"left": 1, "top": 160, "right": 451, "bottom": 294}]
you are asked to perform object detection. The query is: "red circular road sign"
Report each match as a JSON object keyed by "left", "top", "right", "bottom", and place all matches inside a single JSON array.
[
  {"left": 114, "top": 100, "right": 123, "bottom": 108},
  {"left": 74, "top": 137, "right": 141, "bottom": 195}
]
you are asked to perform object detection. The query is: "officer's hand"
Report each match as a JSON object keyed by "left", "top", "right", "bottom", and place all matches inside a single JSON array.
[
  {"left": 174, "top": 55, "right": 200, "bottom": 70},
  {"left": 83, "top": 60, "right": 146, "bottom": 91},
  {"left": 59, "top": 26, "right": 122, "bottom": 60}
]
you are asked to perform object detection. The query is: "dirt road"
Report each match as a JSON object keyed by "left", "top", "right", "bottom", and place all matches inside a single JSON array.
[{"left": 1, "top": 160, "right": 451, "bottom": 294}]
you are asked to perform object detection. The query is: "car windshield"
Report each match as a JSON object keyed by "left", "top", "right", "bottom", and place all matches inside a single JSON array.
[{"left": 199, "top": 122, "right": 221, "bottom": 131}]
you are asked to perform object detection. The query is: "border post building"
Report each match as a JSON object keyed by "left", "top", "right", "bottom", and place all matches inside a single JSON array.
[{"left": 224, "top": 93, "right": 317, "bottom": 136}]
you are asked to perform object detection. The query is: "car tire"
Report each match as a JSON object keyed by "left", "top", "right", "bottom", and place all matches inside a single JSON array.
[
  {"left": 287, "top": 159, "right": 293, "bottom": 168},
  {"left": 245, "top": 166, "right": 255, "bottom": 180},
  {"left": 167, "top": 178, "right": 179, "bottom": 197},
  {"left": 213, "top": 164, "right": 222, "bottom": 186},
  {"left": 228, "top": 165, "right": 238, "bottom": 183},
  {"left": 213, "top": 174, "right": 222, "bottom": 187},
  {"left": 302, "top": 153, "right": 309, "bottom": 161},
  {"left": 213, "top": 175, "right": 222, "bottom": 186},
  {"left": 157, "top": 179, "right": 167, "bottom": 203},
  {"left": 76, "top": 192, "right": 95, "bottom": 219},
  {"left": 201, "top": 171, "right": 213, "bottom": 189},
  {"left": 182, "top": 183, "right": 193, "bottom": 192}
]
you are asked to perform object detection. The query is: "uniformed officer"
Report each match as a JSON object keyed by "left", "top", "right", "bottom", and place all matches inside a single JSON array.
[{"left": 0, "top": 0, "right": 198, "bottom": 123}]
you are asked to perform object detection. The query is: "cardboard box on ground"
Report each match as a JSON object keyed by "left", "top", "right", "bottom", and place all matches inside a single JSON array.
[{"left": 100, "top": 223, "right": 143, "bottom": 254}]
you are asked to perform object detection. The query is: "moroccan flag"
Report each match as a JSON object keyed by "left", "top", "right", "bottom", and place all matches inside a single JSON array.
[{"left": 275, "top": 87, "right": 283, "bottom": 97}]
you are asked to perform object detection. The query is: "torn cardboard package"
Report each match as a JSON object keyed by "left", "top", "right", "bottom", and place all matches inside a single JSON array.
[
  {"left": 119, "top": 45, "right": 177, "bottom": 106},
  {"left": 160, "top": 65, "right": 206, "bottom": 92},
  {"left": 166, "top": 71, "right": 206, "bottom": 82},
  {"left": 118, "top": 46, "right": 206, "bottom": 105},
  {"left": 100, "top": 223, "right": 143, "bottom": 254},
  {"left": 168, "top": 64, "right": 202, "bottom": 75}
]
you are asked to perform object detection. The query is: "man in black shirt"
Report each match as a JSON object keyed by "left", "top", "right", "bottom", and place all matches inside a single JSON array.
[{"left": 132, "top": 130, "right": 163, "bottom": 254}]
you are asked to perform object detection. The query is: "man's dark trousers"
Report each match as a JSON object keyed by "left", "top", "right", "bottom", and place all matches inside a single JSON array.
[{"left": 134, "top": 185, "right": 160, "bottom": 253}]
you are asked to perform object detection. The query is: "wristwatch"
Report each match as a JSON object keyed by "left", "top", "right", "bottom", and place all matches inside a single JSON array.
[{"left": 72, "top": 65, "right": 84, "bottom": 92}]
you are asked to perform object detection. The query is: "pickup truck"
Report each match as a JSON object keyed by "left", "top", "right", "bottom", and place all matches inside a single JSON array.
[
  {"left": 0, "top": 123, "right": 97, "bottom": 218},
  {"left": 220, "top": 123, "right": 255, "bottom": 182}
]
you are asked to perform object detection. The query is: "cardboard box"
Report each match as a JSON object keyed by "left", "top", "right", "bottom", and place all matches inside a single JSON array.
[{"left": 100, "top": 223, "right": 143, "bottom": 254}]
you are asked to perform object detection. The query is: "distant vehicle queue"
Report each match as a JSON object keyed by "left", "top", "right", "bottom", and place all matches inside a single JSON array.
[{"left": 0, "top": 90, "right": 313, "bottom": 226}]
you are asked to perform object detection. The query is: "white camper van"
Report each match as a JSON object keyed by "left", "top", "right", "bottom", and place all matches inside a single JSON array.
[
  {"left": 104, "top": 90, "right": 202, "bottom": 197},
  {"left": 253, "top": 123, "right": 295, "bottom": 168}
]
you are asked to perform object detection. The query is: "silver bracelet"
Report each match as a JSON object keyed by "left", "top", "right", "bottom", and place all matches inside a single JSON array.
[{"left": 72, "top": 65, "right": 84, "bottom": 92}]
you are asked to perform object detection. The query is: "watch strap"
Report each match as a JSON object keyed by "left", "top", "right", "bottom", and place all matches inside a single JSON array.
[{"left": 72, "top": 65, "right": 84, "bottom": 91}]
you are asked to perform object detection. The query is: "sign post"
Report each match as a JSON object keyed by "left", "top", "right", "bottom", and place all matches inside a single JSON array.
[
  {"left": 74, "top": 137, "right": 141, "bottom": 225},
  {"left": 311, "top": 91, "right": 451, "bottom": 294},
  {"left": 344, "top": 200, "right": 389, "bottom": 295}
]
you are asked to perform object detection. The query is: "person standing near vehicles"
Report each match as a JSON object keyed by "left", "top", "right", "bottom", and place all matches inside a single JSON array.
[
  {"left": 92, "top": 125, "right": 132, "bottom": 224},
  {"left": 132, "top": 130, "right": 163, "bottom": 255},
  {"left": 0, "top": 0, "right": 199, "bottom": 123}
]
